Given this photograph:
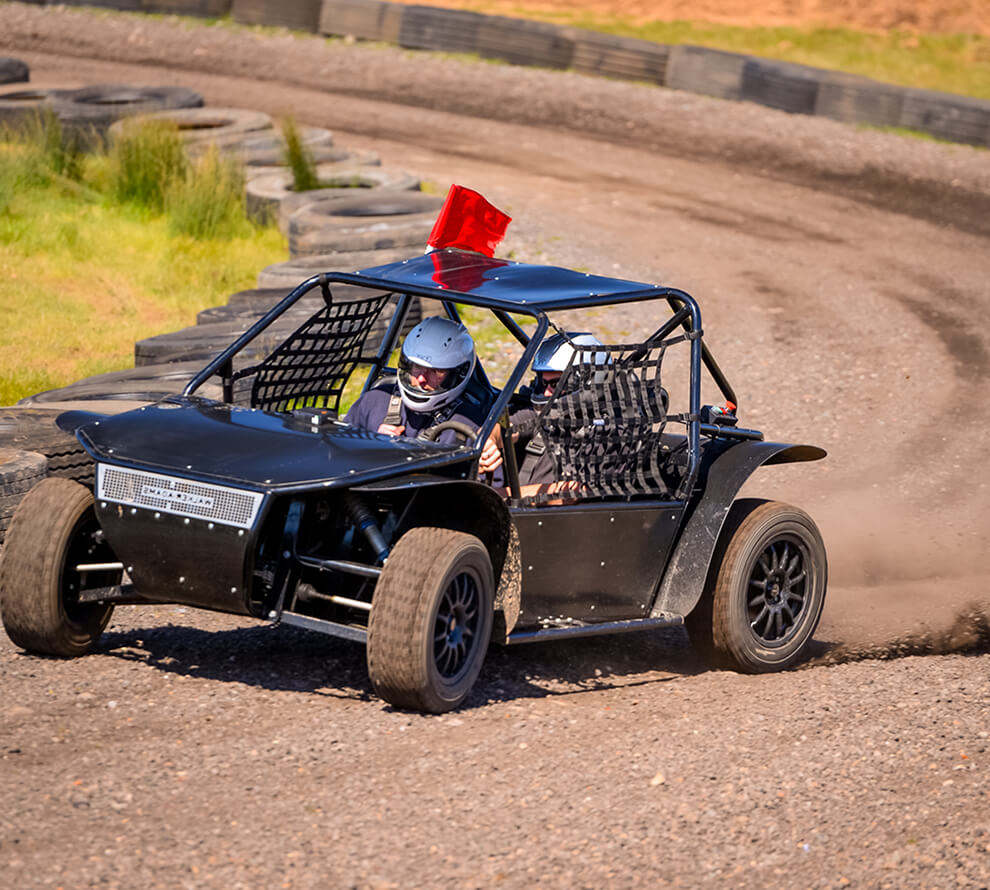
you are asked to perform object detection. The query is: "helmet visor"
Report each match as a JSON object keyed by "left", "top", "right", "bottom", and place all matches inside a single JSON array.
[{"left": 398, "top": 353, "right": 472, "bottom": 403}]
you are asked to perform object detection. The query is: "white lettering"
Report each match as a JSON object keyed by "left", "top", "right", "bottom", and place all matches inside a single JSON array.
[{"left": 140, "top": 484, "right": 214, "bottom": 510}]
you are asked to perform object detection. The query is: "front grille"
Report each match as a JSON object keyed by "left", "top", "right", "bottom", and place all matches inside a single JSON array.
[{"left": 97, "top": 465, "right": 264, "bottom": 529}]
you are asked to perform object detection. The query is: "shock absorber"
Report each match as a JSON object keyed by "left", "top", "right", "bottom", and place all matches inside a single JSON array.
[{"left": 343, "top": 493, "right": 390, "bottom": 565}]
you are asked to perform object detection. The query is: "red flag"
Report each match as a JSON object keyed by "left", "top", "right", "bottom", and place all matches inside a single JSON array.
[{"left": 427, "top": 185, "right": 511, "bottom": 257}]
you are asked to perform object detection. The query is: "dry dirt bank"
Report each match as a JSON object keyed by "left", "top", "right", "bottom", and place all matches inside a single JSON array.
[{"left": 0, "top": 7, "right": 988, "bottom": 888}]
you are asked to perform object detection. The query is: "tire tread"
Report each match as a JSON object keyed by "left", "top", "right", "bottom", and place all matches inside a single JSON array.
[{"left": 367, "top": 527, "right": 492, "bottom": 712}]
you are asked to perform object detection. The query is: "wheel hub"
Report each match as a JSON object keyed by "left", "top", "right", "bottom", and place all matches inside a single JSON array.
[
  {"left": 434, "top": 573, "right": 479, "bottom": 679},
  {"left": 445, "top": 610, "right": 464, "bottom": 646},
  {"left": 747, "top": 539, "right": 808, "bottom": 644}
]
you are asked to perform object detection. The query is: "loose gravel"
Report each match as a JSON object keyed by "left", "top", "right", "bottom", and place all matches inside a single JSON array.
[{"left": 0, "top": 6, "right": 988, "bottom": 888}]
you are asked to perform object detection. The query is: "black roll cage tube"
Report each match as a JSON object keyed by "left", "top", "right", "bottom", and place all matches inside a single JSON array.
[{"left": 184, "top": 272, "right": 739, "bottom": 503}]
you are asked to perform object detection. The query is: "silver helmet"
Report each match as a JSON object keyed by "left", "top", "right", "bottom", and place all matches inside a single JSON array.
[
  {"left": 531, "top": 332, "right": 608, "bottom": 405},
  {"left": 397, "top": 316, "right": 477, "bottom": 413}
]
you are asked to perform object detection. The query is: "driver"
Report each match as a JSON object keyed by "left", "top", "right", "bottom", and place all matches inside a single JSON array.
[
  {"left": 479, "top": 332, "right": 606, "bottom": 496},
  {"left": 345, "top": 316, "right": 487, "bottom": 446}
]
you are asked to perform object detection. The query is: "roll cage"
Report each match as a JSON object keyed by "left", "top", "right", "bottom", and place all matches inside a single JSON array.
[{"left": 183, "top": 249, "right": 759, "bottom": 502}]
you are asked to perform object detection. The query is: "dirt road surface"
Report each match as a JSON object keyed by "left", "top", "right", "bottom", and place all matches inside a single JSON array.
[{"left": 1, "top": 6, "right": 988, "bottom": 888}]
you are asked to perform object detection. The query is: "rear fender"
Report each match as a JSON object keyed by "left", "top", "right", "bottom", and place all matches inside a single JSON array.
[{"left": 650, "top": 441, "right": 825, "bottom": 619}]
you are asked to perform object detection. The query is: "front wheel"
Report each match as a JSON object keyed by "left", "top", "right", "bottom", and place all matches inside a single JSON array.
[
  {"left": 0, "top": 477, "right": 117, "bottom": 656},
  {"left": 367, "top": 527, "right": 494, "bottom": 713},
  {"left": 693, "top": 498, "right": 827, "bottom": 672}
]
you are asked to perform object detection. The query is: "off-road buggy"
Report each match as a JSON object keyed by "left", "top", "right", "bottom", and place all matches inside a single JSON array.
[{"left": 0, "top": 250, "right": 828, "bottom": 712}]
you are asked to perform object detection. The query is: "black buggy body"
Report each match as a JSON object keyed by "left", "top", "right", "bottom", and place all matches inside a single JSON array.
[{"left": 0, "top": 250, "right": 828, "bottom": 712}]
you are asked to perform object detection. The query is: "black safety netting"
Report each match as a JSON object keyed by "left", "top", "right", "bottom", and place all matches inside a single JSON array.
[
  {"left": 534, "top": 334, "right": 691, "bottom": 500},
  {"left": 244, "top": 289, "right": 393, "bottom": 413}
]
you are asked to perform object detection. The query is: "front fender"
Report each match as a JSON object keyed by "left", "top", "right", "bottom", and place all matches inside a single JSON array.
[{"left": 650, "top": 440, "right": 825, "bottom": 619}]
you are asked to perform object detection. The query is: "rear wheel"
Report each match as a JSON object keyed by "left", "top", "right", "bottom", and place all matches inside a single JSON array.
[
  {"left": 367, "top": 527, "right": 494, "bottom": 713},
  {"left": 0, "top": 477, "right": 117, "bottom": 656},
  {"left": 691, "top": 499, "right": 826, "bottom": 672}
]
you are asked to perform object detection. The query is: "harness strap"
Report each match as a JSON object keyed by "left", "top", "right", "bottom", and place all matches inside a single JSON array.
[
  {"left": 384, "top": 391, "right": 403, "bottom": 427},
  {"left": 518, "top": 434, "right": 546, "bottom": 480}
]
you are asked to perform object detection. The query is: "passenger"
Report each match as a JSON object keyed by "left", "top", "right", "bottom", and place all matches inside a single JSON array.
[
  {"left": 479, "top": 332, "right": 606, "bottom": 498},
  {"left": 346, "top": 316, "right": 486, "bottom": 446}
]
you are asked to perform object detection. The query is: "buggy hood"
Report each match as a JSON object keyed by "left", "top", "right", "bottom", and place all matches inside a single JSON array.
[{"left": 72, "top": 396, "right": 470, "bottom": 490}]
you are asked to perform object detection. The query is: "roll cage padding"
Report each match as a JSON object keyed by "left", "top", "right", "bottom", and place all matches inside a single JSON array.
[{"left": 649, "top": 440, "right": 826, "bottom": 620}]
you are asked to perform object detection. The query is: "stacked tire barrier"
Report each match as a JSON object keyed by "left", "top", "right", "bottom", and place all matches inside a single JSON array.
[
  {"left": 312, "top": 0, "right": 990, "bottom": 149},
  {"left": 0, "top": 83, "right": 204, "bottom": 142},
  {"left": 0, "top": 409, "right": 97, "bottom": 489}
]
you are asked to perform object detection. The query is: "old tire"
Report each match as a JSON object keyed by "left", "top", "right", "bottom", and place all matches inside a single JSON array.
[
  {"left": 109, "top": 107, "right": 272, "bottom": 147},
  {"left": 367, "top": 528, "right": 494, "bottom": 713},
  {"left": 0, "top": 478, "right": 116, "bottom": 656},
  {"left": 0, "top": 450, "right": 48, "bottom": 548},
  {"left": 246, "top": 165, "right": 418, "bottom": 229},
  {"left": 56, "top": 85, "right": 204, "bottom": 143},
  {"left": 696, "top": 498, "right": 827, "bottom": 672},
  {"left": 0, "top": 87, "right": 68, "bottom": 127},
  {"left": 0, "top": 408, "right": 94, "bottom": 487},
  {"left": 17, "top": 361, "right": 225, "bottom": 406},
  {"left": 256, "top": 248, "right": 415, "bottom": 288},
  {"left": 288, "top": 191, "right": 444, "bottom": 256},
  {"left": 0, "top": 57, "right": 29, "bottom": 85}
]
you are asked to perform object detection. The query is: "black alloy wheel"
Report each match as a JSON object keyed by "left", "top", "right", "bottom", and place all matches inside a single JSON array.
[
  {"left": 367, "top": 527, "right": 494, "bottom": 713},
  {"left": 690, "top": 498, "right": 827, "bottom": 673},
  {"left": 434, "top": 568, "right": 484, "bottom": 682}
]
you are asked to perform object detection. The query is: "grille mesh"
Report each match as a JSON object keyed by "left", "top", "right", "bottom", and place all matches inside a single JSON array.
[{"left": 97, "top": 465, "right": 263, "bottom": 529}]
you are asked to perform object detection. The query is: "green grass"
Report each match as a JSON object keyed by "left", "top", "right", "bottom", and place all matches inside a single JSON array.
[
  {"left": 107, "top": 117, "right": 189, "bottom": 210},
  {"left": 0, "top": 123, "right": 286, "bottom": 407},
  {"left": 280, "top": 116, "right": 320, "bottom": 193},
  {"left": 446, "top": 3, "right": 990, "bottom": 100},
  {"left": 166, "top": 145, "right": 250, "bottom": 239}
]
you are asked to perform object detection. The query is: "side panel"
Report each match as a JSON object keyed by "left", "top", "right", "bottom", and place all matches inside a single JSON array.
[
  {"left": 650, "top": 441, "right": 826, "bottom": 619},
  {"left": 513, "top": 500, "right": 684, "bottom": 626}
]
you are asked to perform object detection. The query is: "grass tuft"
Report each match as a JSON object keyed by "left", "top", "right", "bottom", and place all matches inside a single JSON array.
[
  {"left": 0, "top": 109, "right": 87, "bottom": 207},
  {"left": 166, "top": 144, "right": 249, "bottom": 239},
  {"left": 281, "top": 115, "right": 320, "bottom": 192},
  {"left": 107, "top": 118, "right": 189, "bottom": 211}
]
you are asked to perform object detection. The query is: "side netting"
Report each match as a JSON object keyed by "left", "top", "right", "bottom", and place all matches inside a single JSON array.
[
  {"left": 534, "top": 333, "right": 689, "bottom": 501},
  {"left": 239, "top": 286, "right": 393, "bottom": 413}
]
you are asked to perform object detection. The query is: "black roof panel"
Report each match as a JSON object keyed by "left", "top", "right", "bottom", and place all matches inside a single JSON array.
[{"left": 353, "top": 249, "right": 666, "bottom": 312}]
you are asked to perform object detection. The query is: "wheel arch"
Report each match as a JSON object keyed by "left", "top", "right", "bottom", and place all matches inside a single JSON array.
[
  {"left": 355, "top": 475, "right": 521, "bottom": 641},
  {"left": 354, "top": 475, "right": 513, "bottom": 575},
  {"left": 650, "top": 440, "right": 825, "bottom": 619}
]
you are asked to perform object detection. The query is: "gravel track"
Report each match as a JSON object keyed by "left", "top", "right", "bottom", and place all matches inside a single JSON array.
[{"left": 0, "top": 6, "right": 988, "bottom": 888}]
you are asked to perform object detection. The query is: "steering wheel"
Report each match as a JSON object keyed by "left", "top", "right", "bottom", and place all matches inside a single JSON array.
[{"left": 418, "top": 420, "right": 480, "bottom": 444}]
